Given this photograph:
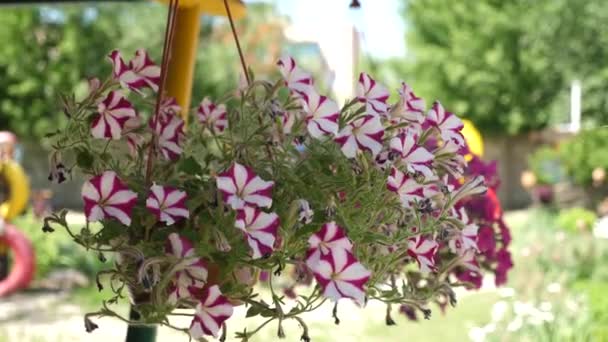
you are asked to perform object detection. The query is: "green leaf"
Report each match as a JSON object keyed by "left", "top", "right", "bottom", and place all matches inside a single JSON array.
[
  {"left": 178, "top": 156, "right": 203, "bottom": 175},
  {"left": 76, "top": 149, "right": 95, "bottom": 169}
]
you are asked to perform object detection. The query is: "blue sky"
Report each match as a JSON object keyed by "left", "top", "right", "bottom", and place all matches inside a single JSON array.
[{"left": 246, "top": 0, "right": 406, "bottom": 59}]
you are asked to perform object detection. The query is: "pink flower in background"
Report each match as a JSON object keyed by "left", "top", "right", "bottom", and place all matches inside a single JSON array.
[
  {"left": 426, "top": 101, "right": 465, "bottom": 146},
  {"left": 277, "top": 56, "right": 313, "bottom": 95},
  {"left": 146, "top": 184, "right": 189, "bottom": 225},
  {"left": 356, "top": 72, "right": 390, "bottom": 116},
  {"left": 82, "top": 171, "right": 138, "bottom": 226},
  {"left": 335, "top": 115, "right": 384, "bottom": 158},
  {"left": 216, "top": 163, "right": 274, "bottom": 209},
  {"left": 234, "top": 206, "right": 280, "bottom": 259},
  {"left": 389, "top": 132, "right": 434, "bottom": 178},
  {"left": 387, "top": 167, "right": 426, "bottom": 208},
  {"left": 407, "top": 235, "right": 438, "bottom": 274},
  {"left": 108, "top": 49, "right": 160, "bottom": 92},
  {"left": 91, "top": 90, "right": 137, "bottom": 140},
  {"left": 476, "top": 226, "right": 496, "bottom": 254},
  {"left": 154, "top": 114, "right": 184, "bottom": 161},
  {"left": 312, "top": 248, "right": 371, "bottom": 306},
  {"left": 301, "top": 88, "right": 340, "bottom": 138},
  {"left": 189, "top": 285, "right": 234, "bottom": 339},
  {"left": 307, "top": 221, "right": 353, "bottom": 268},
  {"left": 165, "top": 233, "right": 208, "bottom": 303},
  {"left": 197, "top": 97, "right": 228, "bottom": 133}
]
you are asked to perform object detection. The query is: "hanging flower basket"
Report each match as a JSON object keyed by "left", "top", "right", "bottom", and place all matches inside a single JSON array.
[{"left": 43, "top": 3, "right": 513, "bottom": 341}]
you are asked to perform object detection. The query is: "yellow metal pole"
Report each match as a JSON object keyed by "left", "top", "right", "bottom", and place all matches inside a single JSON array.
[{"left": 164, "top": 3, "right": 202, "bottom": 121}]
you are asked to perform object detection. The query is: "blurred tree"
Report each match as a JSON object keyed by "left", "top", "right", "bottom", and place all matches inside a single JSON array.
[
  {"left": 398, "top": 0, "right": 608, "bottom": 135},
  {"left": 0, "top": 2, "right": 285, "bottom": 139}
]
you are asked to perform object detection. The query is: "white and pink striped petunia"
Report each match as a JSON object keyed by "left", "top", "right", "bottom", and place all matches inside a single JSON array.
[
  {"left": 448, "top": 207, "right": 479, "bottom": 255},
  {"left": 146, "top": 184, "right": 189, "bottom": 225},
  {"left": 153, "top": 114, "right": 184, "bottom": 161},
  {"left": 306, "top": 221, "right": 352, "bottom": 268},
  {"left": 189, "top": 285, "right": 234, "bottom": 339},
  {"left": 216, "top": 162, "right": 274, "bottom": 210},
  {"left": 165, "top": 233, "right": 208, "bottom": 304},
  {"left": 301, "top": 88, "right": 340, "bottom": 139},
  {"left": 356, "top": 72, "right": 390, "bottom": 116},
  {"left": 389, "top": 132, "right": 434, "bottom": 178},
  {"left": 395, "top": 82, "right": 426, "bottom": 126},
  {"left": 311, "top": 248, "right": 371, "bottom": 306},
  {"left": 426, "top": 101, "right": 465, "bottom": 146},
  {"left": 407, "top": 235, "right": 439, "bottom": 274},
  {"left": 277, "top": 56, "right": 313, "bottom": 96},
  {"left": 82, "top": 171, "right": 138, "bottom": 226},
  {"left": 159, "top": 97, "right": 181, "bottom": 120},
  {"left": 234, "top": 206, "right": 280, "bottom": 259},
  {"left": 197, "top": 97, "right": 228, "bottom": 133},
  {"left": 335, "top": 115, "right": 384, "bottom": 158},
  {"left": 91, "top": 90, "right": 137, "bottom": 140},
  {"left": 108, "top": 49, "right": 160, "bottom": 92},
  {"left": 386, "top": 167, "right": 425, "bottom": 208},
  {"left": 122, "top": 115, "right": 144, "bottom": 155}
]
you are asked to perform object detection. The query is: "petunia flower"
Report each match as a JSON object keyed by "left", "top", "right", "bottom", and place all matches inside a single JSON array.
[
  {"left": 356, "top": 72, "right": 390, "bottom": 116},
  {"left": 448, "top": 207, "right": 479, "bottom": 255},
  {"left": 81, "top": 171, "right": 138, "bottom": 226},
  {"left": 426, "top": 101, "right": 465, "bottom": 146},
  {"left": 234, "top": 206, "right": 280, "bottom": 259},
  {"left": 277, "top": 56, "right": 313, "bottom": 96},
  {"left": 189, "top": 285, "right": 234, "bottom": 339},
  {"left": 108, "top": 49, "right": 160, "bottom": 92},
  {"left": 128, "top": 49, "right": 161, "bottom": 92},
  {"left": 306, "top": 221, "right": 352, "bottom": 268},
  {"left": 216, "top": 162, "right": 274, "bottom": 210},
  {"left": 335, "top": 115, "right": 384, "bottom": 158},
  {"left": 386, "top": 167, "right": 426, "bottom": 208},
  {"left": 159, "top": 97, "right": 181, "bottom": 121},
  {"left": 301, "top": 88, "right": 340, "bottom": 138},
  {"left": 197, "top": 97, "right": 228, "bottom": 133},
  {"left": 121, "top": 115, "right": 144, "bottom": 155},
  {"left": 165, "top": 233, "right": 208, "bottom": 303},
  {"left": 311, "top": 248, "right": 371, "bottom": 306},
  {"left": 391, "top": 82, "right": 426, "bottom": 129},
  {"left": 407, "top": 235, "right": 438, "bottom": 274},
  {"left": 389, "top": 132, "right": 434, "bottom": 178},
  {"left": 153, "top": 114, "right": 184, "bottom": 161},
  {"left": 146, "top": 184, "right": 189, "bottom": 225},
  {"left": 297, "top": 199, "right": 314, "bottom": 225},
  {"left": 91, "top": 90, "right": 137, "bottom": 140}
]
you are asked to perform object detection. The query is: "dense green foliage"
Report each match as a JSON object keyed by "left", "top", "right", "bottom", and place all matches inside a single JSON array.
[
  {"left": 556, "top": 207, "right": 597, "bottom": 233},
  {"left": 528, "top": 146, "right": 564, "bottom": 185},
  {"left": 559, "top": 129, "right": 608, "bottom": 186},
  {"left": 12, "top": 211, "right": 104, "bottom": 279},
  {"left": 399, "top": 0, "right": 608, "bottom": 135},
  {"left": 0, "top": 3, "right": 283, "bottom": 139}
]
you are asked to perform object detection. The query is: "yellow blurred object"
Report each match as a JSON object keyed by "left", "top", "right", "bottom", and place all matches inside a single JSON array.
[
  {"left": 462, "top": 119, "right": 484, "bottom": 159},
  {"left": 155, "top": 0, "right": 246, "bottom": 18},
  {"left": 0, "top": 160, "right": 30, "bottom": 221},
  {"left": 156, "top": 0, "right": 247, "bottom": 119}
]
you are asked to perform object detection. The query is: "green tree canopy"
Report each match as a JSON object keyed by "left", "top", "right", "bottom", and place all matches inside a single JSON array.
[{"left": 397, "top": 0, "right": 608, "bottom": 135}]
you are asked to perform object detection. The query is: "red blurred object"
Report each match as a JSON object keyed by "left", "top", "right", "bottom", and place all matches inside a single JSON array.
[{"left": 0, "top": 223, "right": 36, "bottom": 297}]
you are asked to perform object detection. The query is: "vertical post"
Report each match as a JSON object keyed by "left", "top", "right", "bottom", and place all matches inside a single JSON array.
[
  {"left": 164, "top": 3, "right": 202, "bottom": 121},
  {"left": 570, "top": 80, "right": 581, "bottom": 133}
]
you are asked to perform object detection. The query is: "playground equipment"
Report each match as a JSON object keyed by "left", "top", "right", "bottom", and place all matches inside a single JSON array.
[{"left": 0, "top": 131, "right": 33, "bottom": 297}]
